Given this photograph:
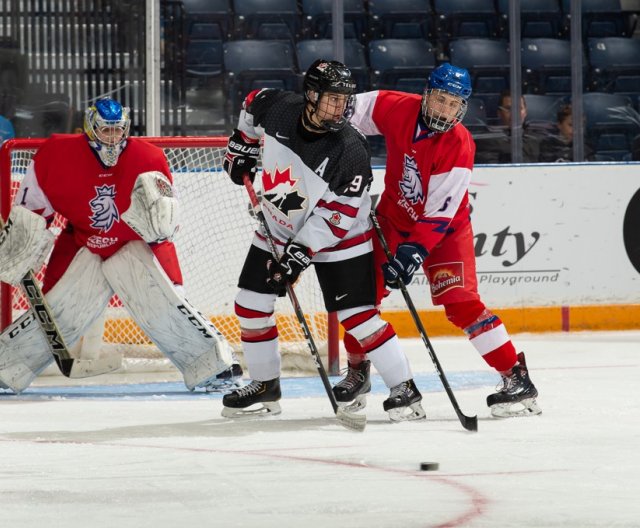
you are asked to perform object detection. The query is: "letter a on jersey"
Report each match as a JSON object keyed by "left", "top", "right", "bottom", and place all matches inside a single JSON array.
[{"left": 262, "top": 166, "right": 306, "bottom": 218}]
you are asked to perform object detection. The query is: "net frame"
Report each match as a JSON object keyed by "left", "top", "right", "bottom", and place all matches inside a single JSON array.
[{"left": 0, "top": 137, "right": 339, "bottom": 375}]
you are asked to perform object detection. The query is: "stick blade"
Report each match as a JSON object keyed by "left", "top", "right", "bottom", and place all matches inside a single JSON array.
[
  {"left": 66, "top": 354, "right": 123, "bottom": 378},
  {"left": 461, "top": 413, "right": 478, "bottom": 432},
  {"left": 336, "top": 407, "right": 367, "bottom": 432}
]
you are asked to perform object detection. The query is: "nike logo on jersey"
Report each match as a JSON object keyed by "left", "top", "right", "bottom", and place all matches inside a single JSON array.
[
  {"left": 335, "top": 293, "right": 348, "bottom": 301},
  {"left": 275, "top": 132, "right": 289, "bottom": 140}
]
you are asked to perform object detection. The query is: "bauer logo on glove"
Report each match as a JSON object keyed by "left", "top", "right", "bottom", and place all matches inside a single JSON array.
[
  {"left": 224, "top": 129, "right": 261, "bottom": 186},
  {"left": 266, "top": 240, "right": 313, "bottom": 293}
]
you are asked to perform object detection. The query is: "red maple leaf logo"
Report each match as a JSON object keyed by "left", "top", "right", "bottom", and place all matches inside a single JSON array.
[
  {"left": 262, "top": 165, "right": 295, "bottom": 193},
  {"left": 261, "top": 165, "right": 306, "bottom": 217}
]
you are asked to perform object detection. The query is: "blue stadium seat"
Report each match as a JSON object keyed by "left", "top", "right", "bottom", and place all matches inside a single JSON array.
[
  {"left": 301, "top": 0, "right": 367, "bottom": 41},
  {"left": 448, "top": 39, "right": 510, "bottom": 97},
  {"left": 233, "top": 0, "right": 300, "bottom": 41},
  {"left": 583, "top": 92, "right": 638, "bottom": 160},
  {"left": 434, "top": 0, "right": 499, "bottom": 39},
  {"left": 185, "top": 40, "right": 224, "bottom": 78},
  {"left": 588, "top": 37, "right": 640, "bottom": 97},
  {"left": 368, "top": 0, "right": 432, "bottom": 39},
  {"left": 181, "top": 0, "right": 232, "bottom": 40},
  {"left": 497, "top": 0, "right": 563, "bottom": 38},
  {"left": 523, "top": 94, "right": 564, "bottom": 130},
  {"left": 562, "top": 0, "right": 637, "bottom": 38},
  {"left": 368, "top": 39, "right": 436, "bottom": 93},
  {"left": 521, "top": 38, "right": 573, "bottom": 95},
  {"left": 296, "top": 39, "right": 369, "bottom": 91},
  {"left": 223, "top": 40, "right": 298, "bottom": 120}
]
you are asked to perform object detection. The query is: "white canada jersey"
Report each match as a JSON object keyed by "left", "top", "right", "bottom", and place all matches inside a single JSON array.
[{"left": 238, "top": 88, "right": 373, "bottom": 263}]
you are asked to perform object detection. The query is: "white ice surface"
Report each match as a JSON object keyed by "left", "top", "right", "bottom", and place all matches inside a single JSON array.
[{"left": 1, "top": 331, "right": 639, "bottom": 528}]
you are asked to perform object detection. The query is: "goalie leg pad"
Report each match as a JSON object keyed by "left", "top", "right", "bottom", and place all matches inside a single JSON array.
[
  {"left": 0, "top": 248, "right": 113, "bottom": 392},
  {"left": 102, "top": 241, "right": 234, "bottom": 390}
]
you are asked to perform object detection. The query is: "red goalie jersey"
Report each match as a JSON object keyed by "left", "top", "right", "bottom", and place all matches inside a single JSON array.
[
  {"left": 351, "top": 90, "right": 475, "bottom": 254},
  {"left": 15, "top": 134, "right": 182, "bottom": 291}
]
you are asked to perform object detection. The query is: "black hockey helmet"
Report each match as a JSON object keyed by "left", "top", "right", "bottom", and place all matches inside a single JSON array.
[{"left": 303, "top": 59, "right": 356, "bottom": 132}]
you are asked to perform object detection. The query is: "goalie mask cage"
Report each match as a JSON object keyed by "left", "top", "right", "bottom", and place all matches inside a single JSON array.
[{"left": 0, "top": 137, "right": 339, "bottom": 376}]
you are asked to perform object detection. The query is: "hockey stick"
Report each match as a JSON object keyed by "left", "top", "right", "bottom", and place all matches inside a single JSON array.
[
  {"left": 370, "top": 212, "right": 478, "bottom": 432},
  {"left": 0, "top": 215, "right": 121, "bottom": 379},
  {"left": 243, "top": 176, "right": 366, "bottom": 432}
]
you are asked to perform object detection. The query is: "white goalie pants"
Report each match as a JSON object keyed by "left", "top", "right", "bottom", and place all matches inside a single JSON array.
[{"left": 0, "top": 241, "right": 233, "bottom": 393}]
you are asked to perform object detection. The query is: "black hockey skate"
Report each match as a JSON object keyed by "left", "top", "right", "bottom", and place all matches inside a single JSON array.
[
  {"left": 203, "top": 362, "right": 244, "bottom": 393},
  {"left": 487, "top": 352, "right": 542, "bottom": 418},
  {"left": 332, "top": 360, "right": 371, "bottom": 412},
  {"left": 221, "top": 378, "right": 282, "bottom": 418},
  {"left": 383, "top": 379, "right": 426, "bottom": 422}
]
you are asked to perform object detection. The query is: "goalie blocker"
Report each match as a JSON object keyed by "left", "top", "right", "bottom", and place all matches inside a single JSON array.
[{"left": 0, "top": 241, "right": 235, "bottom": 393}]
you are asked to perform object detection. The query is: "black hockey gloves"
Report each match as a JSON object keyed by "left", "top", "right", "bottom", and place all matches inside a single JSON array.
[
  {"left": 266, "top": 240, "right": 313, "bottom": 293},
  {"left": 223, "top": 129, "right": 260, "bottom": 185},
  {"left": 382, "top": 242, "right": 428, "bottom": 289}
]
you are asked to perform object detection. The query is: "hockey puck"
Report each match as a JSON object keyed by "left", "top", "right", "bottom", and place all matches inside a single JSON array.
[{"left": 420, "top": 462, "right": 439, "bottom": 471}]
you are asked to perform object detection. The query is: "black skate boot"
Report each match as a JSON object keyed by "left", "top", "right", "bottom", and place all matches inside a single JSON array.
[
  {"left": 221, "top": 378, "right": 282, "bottom": 418},
  {"left": 383, "top": 379, "right": 426, "bottom": 422},
  {"left": 203, "top": 362, "right": 244, "bottom": 393},
  {"left": 332, "top": 360, "right": 371, "bottom": 412},
  {"left": 487, "top": 352, "right": 541, "bottom": 418}
]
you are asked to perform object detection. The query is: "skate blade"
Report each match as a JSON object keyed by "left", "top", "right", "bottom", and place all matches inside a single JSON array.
[
  {"left": 221, "top": 401, "right": 282, "bottom": 420},
  {"left": 337, "top": 393, "right": 367, "bottom": 413},
  {"left": 336, "top": 407, "right": 366, "bottom": 432},
  {"left": 490, "top": 398, "right": 542, "bottom": 418},
  {"left": 388, "top": 401, "right": 427, "bottom": 423}
]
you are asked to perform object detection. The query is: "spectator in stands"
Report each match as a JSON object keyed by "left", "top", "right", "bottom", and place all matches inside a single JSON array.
[
  {"left": 474, "top": 90, "right": 541, "bottom": 164},
  {"left": 539, "top": 103, "right": 595, "bottom": 162},
  {"left": 0, "top": 114, "right": 15, "bottom": 144}
]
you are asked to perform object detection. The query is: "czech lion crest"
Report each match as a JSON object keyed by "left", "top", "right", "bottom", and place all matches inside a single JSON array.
[
  {"left": 89, "top": 184, "right": 119, "bottom": 232},
  {"left": 399, "top": 154, "right": 424, "bottom": 206}
]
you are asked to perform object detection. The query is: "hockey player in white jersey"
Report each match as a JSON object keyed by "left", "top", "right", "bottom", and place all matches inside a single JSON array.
[{"left": 221, "top": 59, "right": 425, "bottom": 422}]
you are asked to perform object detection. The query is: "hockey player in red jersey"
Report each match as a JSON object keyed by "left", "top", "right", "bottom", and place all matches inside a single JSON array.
[
  {"left": 337, "top": 63, "right": 541, "bottom": 418},
  {"left": 0, "top": 98, "right": 240, "bottom": 393},
  {"left": 221, "top": 59, "right": 425, "bottom": 422}
]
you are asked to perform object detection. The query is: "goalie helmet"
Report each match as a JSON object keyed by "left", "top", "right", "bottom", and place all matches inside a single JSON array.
[
  {"left": 303, "top": 59, "right": 356, "bottom": 132},
  {"left": 84, "top": 98, "right": 131, "bottom": 167},
  {"left": 421, "top": 63, "right": 472, "bottom": 133}
]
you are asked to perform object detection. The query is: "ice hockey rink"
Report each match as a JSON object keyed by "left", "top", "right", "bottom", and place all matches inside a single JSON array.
[{"left": 1, "top": 330, "right": 638, "bottom": 528}]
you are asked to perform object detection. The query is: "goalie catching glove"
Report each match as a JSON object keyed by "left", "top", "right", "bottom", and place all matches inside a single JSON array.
[
  {"left": 382, "top": 242, "right": 428, "bottom": 288},
  {"left": 224, "top": 129, "right": 260, "bottom": 185},
  {"left": 121, "top": 171, "right": 179, "bottom": 243},
  {"left": 266, "top": 240, "right": 312, "bottom": 293},
  {"left": 0, "top": 206, "right": 54, "bottom": 285}
]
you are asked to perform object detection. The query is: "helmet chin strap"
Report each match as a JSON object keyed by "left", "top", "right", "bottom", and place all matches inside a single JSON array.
[{"left": 302, "top": 104, "right": 327, "bottom": 133}]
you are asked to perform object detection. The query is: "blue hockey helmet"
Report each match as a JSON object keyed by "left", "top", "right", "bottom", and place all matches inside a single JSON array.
[
  {"left": 422, "top": 63, "right": 472, "bottom": 132},
  {"left": 84, "top": 98, "right": 131, "bottom": 167}
]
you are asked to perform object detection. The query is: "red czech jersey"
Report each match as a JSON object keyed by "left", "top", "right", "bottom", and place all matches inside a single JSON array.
[
  {"left": 350, "top": 90, "right": 475, "bottom": 253},
  {"left": 17, "top": 134, "right": 174, "bottom": 259}
]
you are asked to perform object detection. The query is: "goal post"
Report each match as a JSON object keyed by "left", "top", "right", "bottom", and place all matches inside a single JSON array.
[{"left": 0, "top": 136, "right": 340, "bottom": 376}]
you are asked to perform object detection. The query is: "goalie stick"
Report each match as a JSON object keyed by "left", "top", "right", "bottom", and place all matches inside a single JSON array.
[
  {"left": 0, "top": 215, "right": 120, "bottom": 379},
  {"left": 243, "top": 176, "right": 366, "bottom": 432},
  {"left": 370, "top": 211, "right": 478, "bottom": 432}
]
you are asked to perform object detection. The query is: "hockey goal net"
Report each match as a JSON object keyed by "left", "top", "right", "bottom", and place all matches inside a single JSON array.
[{"left": 0, "top": 137, "right": 339, "bottom": 376}]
